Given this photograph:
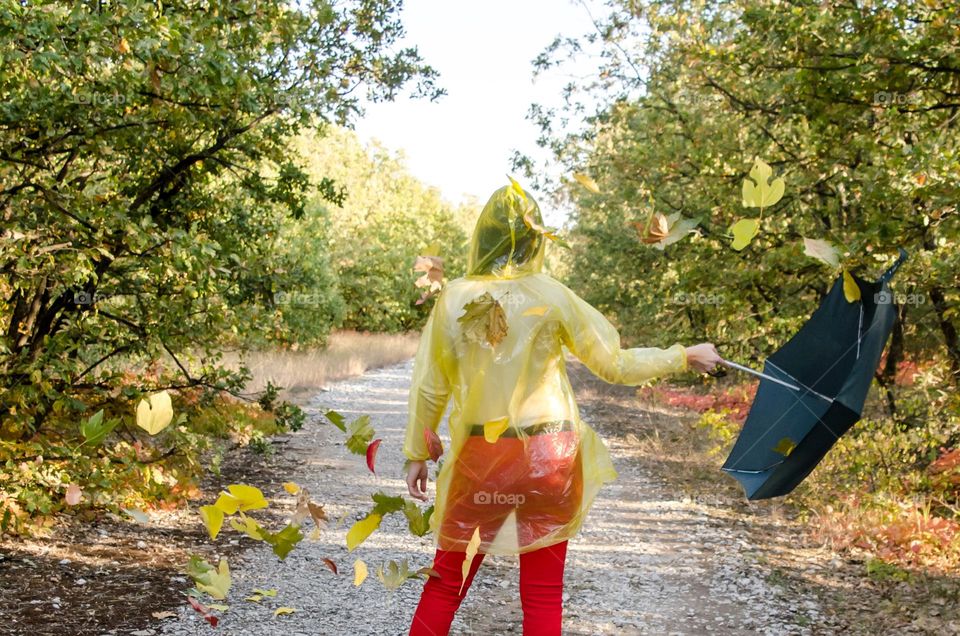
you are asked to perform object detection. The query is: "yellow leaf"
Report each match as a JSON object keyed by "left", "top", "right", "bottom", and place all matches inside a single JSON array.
[
  {"left": 802, "top": 238, "right": 840, "bottom": 268},
  {"left": 459, "top": 527, "right": 482, "bottom": 595},
  {"left": 135, "top": 390, "right": 173, "bottom": 435},
  {"left": 773, "top": 437, "right": 797, "bottom": 456},
  {"left": 196, "top": 558, "right": 231, "bottom": 600},
  {"left": 522, "top": 305, "right": 549, "bottom": 316},
  {"left": 741, "top": 158, "right": 785, "bottom": 208},
  {"left": 229, "top": 513, "right": 266, "bottom": 540},
  {"left": 483, "top": 417, "right": 510, "bottom": 443},
  {"left": 354, "top": 559, "right": 368, "bottom": 587},
  {"left": 252, "top": 588, "right": 277, "bottom": 597},
  {"left": 843, "top": 269, "right": 861, "bottom": 302},
  {"left": 346, "top": 513, "right": 382, "bottom": 552},
  {"left": 507, "top": 175, "right": 527, "bottom": 201},
  {"left": 730, "top": 218, "right": 760, "bottom": 251},
  {"left": 573, "top": 172, "right": 601, "bottom": 194},
  {"left": 206, "top": 604, "right": 229, "bottom": 611},
  {"left": 245, "top": 595, "right": 262, "bottom": 603},
  {"left": 225, "top": 484, "right": 268, "bottom": 511},
  {"left": 274, "top": 607, "right": 297, "bottom": 617},
  {"left": 199, "top": 505, "right": 224, "bottom": 540},
  {"left": 283, "top": 482, "right": 300, "bottom": 495},
  {"left": 213, "top": 492, "right": 240, "bottom": 515}
]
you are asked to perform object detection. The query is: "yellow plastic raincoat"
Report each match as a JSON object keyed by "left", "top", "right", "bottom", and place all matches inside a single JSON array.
[{"left": 404, "top": 183, "right": 688, "bottom": 556}]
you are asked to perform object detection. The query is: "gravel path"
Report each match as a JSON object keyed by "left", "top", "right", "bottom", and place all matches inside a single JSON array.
[{"left": 158, "top": 358, "right": 822, "bottom": 636}]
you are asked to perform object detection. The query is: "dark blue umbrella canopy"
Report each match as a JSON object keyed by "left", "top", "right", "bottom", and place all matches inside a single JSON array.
[{"left": 722, "top": 249, "right": 908, "bottom": 500}]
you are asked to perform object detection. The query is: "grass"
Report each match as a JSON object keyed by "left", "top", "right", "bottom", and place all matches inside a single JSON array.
[{"left": 220, "top": 330, "right": 420, "bottom": 403}]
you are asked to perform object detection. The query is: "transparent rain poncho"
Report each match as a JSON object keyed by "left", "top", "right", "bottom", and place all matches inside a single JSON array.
[{"left": 404, "top": 183, "right": 688, "bottom": 555}]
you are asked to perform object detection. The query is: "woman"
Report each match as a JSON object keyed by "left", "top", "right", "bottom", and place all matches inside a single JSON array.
[{"left": 404, "top": 182, "right": 721, "bottom": 635}]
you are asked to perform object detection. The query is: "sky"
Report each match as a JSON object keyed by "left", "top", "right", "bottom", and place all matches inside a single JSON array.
[{"left": 353, "top": 0, "right": 600, "bottom": 227}]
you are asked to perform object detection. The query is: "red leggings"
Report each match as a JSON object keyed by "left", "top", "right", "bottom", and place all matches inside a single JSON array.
[{"left": 409, "top": 540, "right": 568, "bottom": 636}]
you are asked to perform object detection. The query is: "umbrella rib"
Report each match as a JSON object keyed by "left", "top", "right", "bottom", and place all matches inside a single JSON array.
[
  {"left": 725, "top": 312, "right": 887, "bottom": 470},
  {"left": 765, "top": 360, "right": 834, "bottom": 404}
]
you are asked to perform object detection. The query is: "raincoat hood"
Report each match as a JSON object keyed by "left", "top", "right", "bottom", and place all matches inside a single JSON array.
[{"left": 466, "top": 184, "right": 546, "bottom": 278}]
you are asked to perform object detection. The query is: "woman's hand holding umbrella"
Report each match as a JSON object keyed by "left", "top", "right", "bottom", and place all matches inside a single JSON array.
[{"left": 685, "top": 343, "right": 722, "bottom": 373}]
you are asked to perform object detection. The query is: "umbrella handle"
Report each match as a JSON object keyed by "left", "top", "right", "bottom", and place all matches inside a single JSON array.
[{"left": 717, "top": 358, "right": 803, "bottom": 392}]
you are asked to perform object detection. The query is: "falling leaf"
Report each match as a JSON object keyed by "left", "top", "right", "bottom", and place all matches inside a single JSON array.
[
  {"left": 345, "top": 415, "right": 375, "bottom": 455},
  {"left": 413, "top": 255, "right": 444, "bottom": 296},
  {"left": 274, "top": 607, "right": 297, "bottom": 617},
  {"left": 404, "top": 501, "right": 434, "bottom": 537},
  {"left": 136, "top": 390, "right": 174, "bottom": 435},
  {"left": 230, "top": 512, "right": 267, "bottom": 540},
  {"left": 424, "top": 428, "right": 443, "bottom": 462},
  {"left": 521, "top": 209, "right": 569, "bottom": 248},
  {"left": 458, "top": 292, "right": 508, "bottom": 348},
  {"left": 522, "top": 306, "right": 549, "bottom": 316},
  {"left": 65, "top": 484, "right": 82, "bottom": 506},
  {"left": 346, "top": 513, "right": 383, "bottom": 552},
  {"left": 573, "top": 172, "right": 601, "bottom": 194},
  {"left": 187, "top": 596, "right": 219, "bottom": 628},
  {"left": 372, "top": 492, "right": 406, "bottom": 517},
  {"left": 206, "top": 604, "right": 229, "bottom": 612},
  {"left": 803, "top": 238, "right": 840, "bottom": 268},
  {"left": 773, "top": 437, "right": 797, "bottom": 456},
  {"left": 283, "top": 482, "right": 300, "bottom": 495},
  {"left": 376, "top": 559, "right": 420, "bottom": 591},
  {"left": 417, "top": 567, "right": 441, "bottom": 579},
  {"left": 289, "top": 488, "right": 312, "bottom": 526},
  {"left": 459, "top": 527, "right": 482, "bottom": 595},
  {"left": 653, "top": 214, "right": 701, "bottom": 250},
  {"left": 122, "top": 507, "right": 150, "bottom": 523},
  {"left": 354, "top": 559, "right": 368, "bottom": 586},
  {"left": 324, "top": 409, "right": 347, "bottom": 432},
  {"left": 366, "top": 438, "right": 382, "bottom": 474},
  {"left": 200, "top": 505, "right": 224, "bottom": 540},
  {"left": 483, "top": 417, "right": 510, "bottom": 443},
  {"left": 308, "top": 501, "right": 328, "bottom": 527},
  {"left": 915, "top": 173, "right": 926, "bottom": 185},
  {"left": 843, "top": 269, "right": 862, "bottom": 302},
  {"left": 186, "top": 556, "right": 231, "bottom": 600},
  {"left": 79, "top": 409, "right": 117, "bottom": 447},
  {"left": 152, "top": 611, "right": 177, "bottom": 619},
  {"left": 741, "top": 158, "right": 785, "bottom": 209},
  {"left": 640, "top": 212, "right": 670, "bottom": 244},
  {"left": 227, "top": 484, "right": 268, "bottom": 511},
  {"left": 263, "top": 523, "right": 304, "bottom": 560},
  {"left": 322, "top": 558, "right": 338, "bottom": 574},
  {"left": 730, "top": 218, "right": 760, "bottom": 251}
]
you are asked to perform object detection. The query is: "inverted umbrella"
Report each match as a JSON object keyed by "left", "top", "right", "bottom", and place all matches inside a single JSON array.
[{"left": 718, "top": 248, "right": 908, "bottom": 500}]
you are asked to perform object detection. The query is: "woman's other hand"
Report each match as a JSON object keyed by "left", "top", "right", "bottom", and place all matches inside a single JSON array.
[
  {"left": 685, "top": 343, "right": 722, "bottom": 373},
  {"left": 406, "top": 460, "right": 429, "bottom": 501}
]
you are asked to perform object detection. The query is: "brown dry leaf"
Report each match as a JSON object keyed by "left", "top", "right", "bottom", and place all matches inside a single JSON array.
[
  {"left": 308, "top": 501, "right": 328, "bottom": 527},
  {"left": 458, "top": 292, "right": 508, "bottom": 348},
  {"left": 639, "top": 212, "right": 670, "bottom": 244}
]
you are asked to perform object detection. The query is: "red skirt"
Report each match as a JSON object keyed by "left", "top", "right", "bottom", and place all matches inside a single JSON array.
[{"left": 438, "top": 428, "right": 584, "bottom": 551}]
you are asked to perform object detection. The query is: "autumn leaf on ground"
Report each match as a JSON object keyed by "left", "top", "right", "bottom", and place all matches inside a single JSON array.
[
  {"left": 458, "top": 292, "right": 508, "bottom": 348},
  {"left": 366, "top": 438, "right": 382, "bottom": 474},
  {"left": 843, "top": 269, "right": 862, "bottom": 303},
  {"left": 186, "top": 556, "right": 231, "bottom": 600},
  {"left": 345, "top": 415, "right": 375, "bottom": 455},
  {"left": 346, "top": 513, "right": 383, "bottom": 552},
  {"left": 354, "top": 559, "right": 368, "bottom": 586},
  {"left": 274, "top": 607, "right": 297, "bottom": 617},
  {"left": 741, "top": 158, "right": 785, "bottom": 209},
  {"left": 803, "top": 238, "right": 840, "bottom": 268},
  {"left": 424, "top": 428, "right": 443, "bottom": 462},
  {"left": 322, "top": 558, "right": 338, "bottom": 574},
  {"left": 136, "top": 390, "right": 173, "bottom": 435},
  {"left": 252, "top": 588, "right": 277, "bottom": 597},
  {"left": 459, "top": 527, "right": 482, "bottom": 595},
  {"left": 404, "top": 501, "right": 434, "bottom": 537},
  {"left": 187, "top": 596, "right": 219, "bottom": 628},
  {"left": 151, "top": 611, "right": 177, "bottom": 619},
  {"left": 573, "top": 172, "right": 601, "bottom": 194},
  {"left": 65, "top": 484, "right": 82, "bottom": 506},
  {"left": 283, "top": 482, "right": 300, "bottom": 495},
  {"left": 483, "top": 417, "right": 510, "bottom": 443},
  {"left": 730, "top": 218, "right": 760, "bottom": 251},
  {"left": 324, "top": 409, "right": 347, "bottom": 432}
]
